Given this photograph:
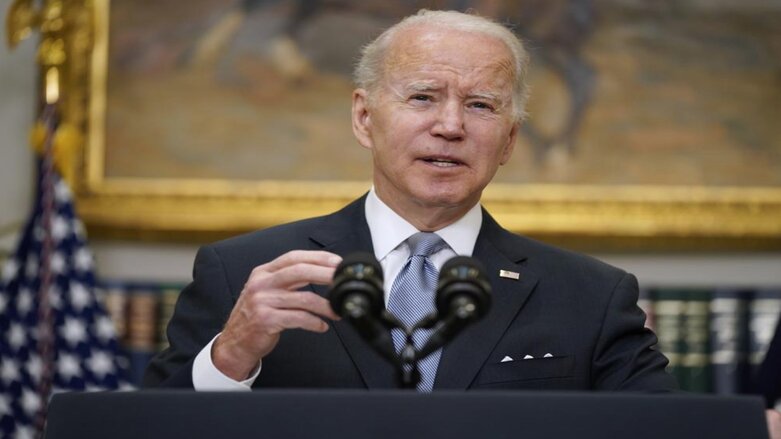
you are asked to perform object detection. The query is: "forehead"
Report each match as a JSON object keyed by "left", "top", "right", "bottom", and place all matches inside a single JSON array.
[{"left": 382, "top": 26, "right": 515, "bottom": 87}]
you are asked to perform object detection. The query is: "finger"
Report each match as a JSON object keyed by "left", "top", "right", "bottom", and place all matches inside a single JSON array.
[
  {"left": 253, "top": 290, "right": 341, "bottom": 321},
  {"left": 261, "top": 250, "right": 342, "bottom": 273},
  {"left": 247, "top": 263, "right": 338, "bottom": 291},
  {"left": 265, "top": 308, "right": 331, "bottom": 334}
]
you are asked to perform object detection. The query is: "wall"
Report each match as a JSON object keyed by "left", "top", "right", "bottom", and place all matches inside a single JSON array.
[
  {"left": 0, "top": 3, "right": 35, "bottom": 256},
  {"left": 1, "top": 3, "right": 780, "bottom": 288}
]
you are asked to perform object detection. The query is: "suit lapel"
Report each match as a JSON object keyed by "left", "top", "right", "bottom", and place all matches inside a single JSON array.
[
  {"left": 307, "top": 200, "right": 539, "bottom": 390},
  {"left": 308, "top": 196, "right": 397, "bottom": 389},
  {"left": 434, "top": 211, "right": 539, "bottom": 390}
]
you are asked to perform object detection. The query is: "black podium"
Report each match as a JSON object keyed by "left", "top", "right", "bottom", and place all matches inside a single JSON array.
[{"left": 44, "top": 390, "right": 768, "bottom": 439}]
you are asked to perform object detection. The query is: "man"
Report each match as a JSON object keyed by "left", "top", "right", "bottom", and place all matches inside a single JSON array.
[{"left": 144, "top": 9, "right": 674, "bottom": 392}]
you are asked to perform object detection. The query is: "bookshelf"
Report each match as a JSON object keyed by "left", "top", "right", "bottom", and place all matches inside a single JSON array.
[
  {"left": 640, "top": 287, "right": 781, "bottom": 394},
  {"left": 96, "top": 281, "right": 183, "bottom": 386},
  {"left": 97, "top": 281, "right": 781, "bottom": 393}
]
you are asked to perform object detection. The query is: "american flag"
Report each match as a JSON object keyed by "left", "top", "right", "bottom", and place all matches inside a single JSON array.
[{"left": 0, "top": 109, "right": 130, "bottom": 438}]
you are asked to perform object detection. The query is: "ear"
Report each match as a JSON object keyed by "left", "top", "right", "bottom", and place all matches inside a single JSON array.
[
  {"left": 499, "top": 122, "right": 520, "bottom": 165},
  {"left": 352, "top": 88, "right": 374, "bottom": 150}
]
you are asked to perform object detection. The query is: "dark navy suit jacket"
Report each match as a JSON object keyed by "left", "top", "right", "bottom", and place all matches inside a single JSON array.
[
  {"left": 143, "top": 196, "right": 676, "bottom": 391},
  {"left": 757, "top": 316, "right": 781, "bottom": 407}
]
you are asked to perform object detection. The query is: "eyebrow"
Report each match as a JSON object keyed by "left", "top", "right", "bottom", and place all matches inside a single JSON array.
[
  {"left": 404, "top": 80, "right": 441, "bottom": 93},
  {"left": 397, "top": 81, "right": 508, "bottom": 107},
  {"left": 468, "top": 91, "right": 502, "bottom": 103}
]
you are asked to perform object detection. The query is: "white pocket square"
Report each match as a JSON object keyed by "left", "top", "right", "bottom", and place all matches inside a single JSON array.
[{"left": 503, "top": 353, "right": 555, "bottom": 363}]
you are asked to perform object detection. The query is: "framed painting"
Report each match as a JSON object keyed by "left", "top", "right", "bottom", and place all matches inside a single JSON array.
[{"left": 32, "top": 0, "right": 781, "bottom": 248}]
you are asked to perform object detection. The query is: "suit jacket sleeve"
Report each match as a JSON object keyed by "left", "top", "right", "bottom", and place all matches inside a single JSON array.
[
  {"left": 143, "top": 245, "right": 236, "bottom": 388},
  {"left": 591, "top": 272, "right": 677, "bottom": 391},
  {"left": 756, "top": 311, "right": 781, "bottom": 407}
]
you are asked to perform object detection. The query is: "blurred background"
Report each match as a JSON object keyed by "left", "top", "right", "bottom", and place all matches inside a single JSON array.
[{"left": 2, "top": 0, "right": 780, "bottom": 396}]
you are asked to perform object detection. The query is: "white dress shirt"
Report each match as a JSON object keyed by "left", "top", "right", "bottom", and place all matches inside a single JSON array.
[
  {"left": 364, "top": 189, "right": 482, "bottom": 302},
  {"left": 191, "top": 189, "right": 482, "bottom": 390}
]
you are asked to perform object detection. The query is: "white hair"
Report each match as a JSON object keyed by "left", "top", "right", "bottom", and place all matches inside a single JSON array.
[{"left": 354, "top": 9, "right": 531, "bottom": 122}]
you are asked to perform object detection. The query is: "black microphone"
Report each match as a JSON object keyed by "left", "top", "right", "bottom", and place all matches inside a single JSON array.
[
  {"left": 328, "top": 253, "right": 396, "bottom": 362},
  {"left": 417, "top": 256, "right": 492, "bottom": 359},
  {"left": 329, "top": 253, "right": 384, "bottom": 320},
  {"left": 436, "top": 256, "right": 491, "bottom": 322}
]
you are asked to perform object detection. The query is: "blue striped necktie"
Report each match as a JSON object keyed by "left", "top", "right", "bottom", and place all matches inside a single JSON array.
[{"left": 387, "top": 232, "right": 447, "bottom": 392}]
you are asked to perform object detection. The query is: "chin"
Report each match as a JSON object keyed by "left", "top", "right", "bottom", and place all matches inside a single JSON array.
[{"left": 413, "top": 188, "right": 473, "bottom": 209}]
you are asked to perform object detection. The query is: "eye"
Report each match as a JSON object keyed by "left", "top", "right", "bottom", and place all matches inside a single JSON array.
[
  {"left": 410, "top": 94, "right": 432, "bottom": 102},
  {"left": 469, "top": 101, "right": 494, "bottom": 111}
]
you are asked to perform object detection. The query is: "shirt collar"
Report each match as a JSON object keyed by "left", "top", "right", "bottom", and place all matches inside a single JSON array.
[{"left": 364, "top": 188, "right": 482, "bottom": 261}]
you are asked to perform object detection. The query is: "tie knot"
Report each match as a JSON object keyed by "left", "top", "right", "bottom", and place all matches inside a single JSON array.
[{"left": 407, "top": 232, "right": 446, "bottom": 257}]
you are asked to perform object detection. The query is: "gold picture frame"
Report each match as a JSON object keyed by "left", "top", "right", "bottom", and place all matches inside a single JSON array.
[{"left": 24, "top": 0, "right": 781, "bottom": 250}]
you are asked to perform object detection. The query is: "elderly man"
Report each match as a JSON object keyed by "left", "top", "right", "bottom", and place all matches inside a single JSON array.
[{"left": 144, "top": 10, "right": 674, "bottom": 392}]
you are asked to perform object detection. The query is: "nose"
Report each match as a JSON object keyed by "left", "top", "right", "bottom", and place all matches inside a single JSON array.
[{"left": 430, "top": 100, "right": 465, "bottom": 141}]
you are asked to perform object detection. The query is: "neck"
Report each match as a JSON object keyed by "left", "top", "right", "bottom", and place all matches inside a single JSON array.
[{"left": 374, "top": 186, "right": 477, "bottom": 232}]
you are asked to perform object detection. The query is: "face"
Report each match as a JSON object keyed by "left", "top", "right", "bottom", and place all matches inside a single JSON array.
[{"left": 352, "top": 26, "right": 519, "bottom": 219}]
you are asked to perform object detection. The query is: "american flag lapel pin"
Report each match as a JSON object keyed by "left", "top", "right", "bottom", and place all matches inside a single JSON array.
[{"left": 499, "top": 270, "right": 520, "bottom": 280}]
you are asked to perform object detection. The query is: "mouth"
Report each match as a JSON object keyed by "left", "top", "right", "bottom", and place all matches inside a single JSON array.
[{"left": 420, "top": 156, "right": 465, "bottom": 168}]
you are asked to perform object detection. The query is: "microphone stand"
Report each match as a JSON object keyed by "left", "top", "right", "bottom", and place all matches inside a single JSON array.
[
  {"left": 398, "top": 329, "right": 420, "bottom": 389},
  {"left": 391, "top": 301, "right": 481, "bottom": 388},
  {"left": 389, "top": 313, "right": 443, "bottom": 389},
  {"left": 340, "top": 303, "right": 433, "bottom": 389},
  {"left": 367, "top": 310, "right": 421, "bottom": 389},
  {"left": 331, "top": 255, "right": 490, "bottom": 390},
  {"left": 345, "top": 300, "right": 481, "bottom": 389}
]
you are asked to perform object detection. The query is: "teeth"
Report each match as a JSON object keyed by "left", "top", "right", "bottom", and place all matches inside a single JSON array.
[{"left": 426, "top": 158, "right": 459, "bottom": 167}]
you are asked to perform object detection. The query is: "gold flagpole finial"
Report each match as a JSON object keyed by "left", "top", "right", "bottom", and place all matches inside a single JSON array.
[{"left": 7, "top": 0, "right": 91, "bottom": 190}]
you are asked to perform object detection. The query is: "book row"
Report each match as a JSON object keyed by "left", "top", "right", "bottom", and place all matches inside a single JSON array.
[
  {"left": 96, "top": 282, "right": 781, "bottom": 392},
  {"left": 638, "top": 288, "right": 781, "bottom": 394},
  {"left": 97, "top": 282, "right": 182, "bottom": 385}
]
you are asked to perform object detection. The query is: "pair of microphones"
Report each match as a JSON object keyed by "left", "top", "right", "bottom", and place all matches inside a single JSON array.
[{"left": 328, "top": 253, "right": 492, "bottom": 386}]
